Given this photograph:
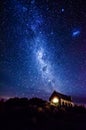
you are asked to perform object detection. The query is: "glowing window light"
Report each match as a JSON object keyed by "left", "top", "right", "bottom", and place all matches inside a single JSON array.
[{"left": 52, "top": 97, "right": 59, "bottom": 104}]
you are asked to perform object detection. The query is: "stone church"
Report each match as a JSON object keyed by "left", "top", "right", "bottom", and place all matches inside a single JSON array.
[{"left": 49, "top": 91, "right": 74, "bottom": 107}]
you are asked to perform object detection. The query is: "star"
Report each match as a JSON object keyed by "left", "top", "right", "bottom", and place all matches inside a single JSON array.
[{"left": 61, "top": 8, "right": 65, "bottom": 12}]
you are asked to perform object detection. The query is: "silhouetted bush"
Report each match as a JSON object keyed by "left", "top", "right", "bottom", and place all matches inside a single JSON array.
[{"left": 28, "top": 97, "right": 47, "bottom": 107}]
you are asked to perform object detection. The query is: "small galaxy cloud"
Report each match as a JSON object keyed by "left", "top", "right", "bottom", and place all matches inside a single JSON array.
[{"left": 72, "top": 30, "right": 81, "bottom": 37}]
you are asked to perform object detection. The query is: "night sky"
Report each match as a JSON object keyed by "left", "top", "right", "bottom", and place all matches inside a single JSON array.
[{"left": 0, "top": 0, "right": 86, "bottom": 103}]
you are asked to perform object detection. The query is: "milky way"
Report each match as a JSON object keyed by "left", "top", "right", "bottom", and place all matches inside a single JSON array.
[{"left": 0, "top": 0, "right": 86, "bottom": 103}]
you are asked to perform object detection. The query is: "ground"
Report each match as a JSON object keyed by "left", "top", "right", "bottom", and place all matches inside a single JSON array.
[{"left": 0, "top": 98, "right": 86, "bottom": 130}]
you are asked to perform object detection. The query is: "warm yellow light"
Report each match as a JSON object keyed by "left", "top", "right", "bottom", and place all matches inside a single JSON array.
[{"left": 52, "top": 97, "right": 59, "bottom": 104}]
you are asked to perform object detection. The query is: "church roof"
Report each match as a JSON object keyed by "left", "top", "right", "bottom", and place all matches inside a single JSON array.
[{"left": 49, "top": 91, "right": 72, "bottom": 102}]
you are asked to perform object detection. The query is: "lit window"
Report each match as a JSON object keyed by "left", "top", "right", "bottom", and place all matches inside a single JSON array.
[{"left": 52, "top": 97, "right": 59, "bottom": 104}]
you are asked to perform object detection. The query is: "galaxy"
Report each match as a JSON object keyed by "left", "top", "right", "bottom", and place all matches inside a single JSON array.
[{"left": 0, "top": 0, "right": 86, "bottom": 103}]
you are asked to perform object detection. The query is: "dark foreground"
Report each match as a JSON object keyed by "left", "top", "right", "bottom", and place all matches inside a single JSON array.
[{"left": 0, "top": 98, "right": 86, "bottom": 130}]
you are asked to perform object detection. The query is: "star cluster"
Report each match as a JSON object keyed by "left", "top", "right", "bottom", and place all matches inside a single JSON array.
[{"left": 0, "top": 0, "right": 86, "bottom": 103}]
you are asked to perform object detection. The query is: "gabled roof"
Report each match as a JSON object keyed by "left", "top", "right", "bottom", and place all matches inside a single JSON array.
[{"left": 49, "top": 91, "right": 72, "bottom": 101}]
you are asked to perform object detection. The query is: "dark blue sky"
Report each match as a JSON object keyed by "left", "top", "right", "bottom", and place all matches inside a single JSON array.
[{"left": 0, "top": 0, "right": 86, "bottom": 103}]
